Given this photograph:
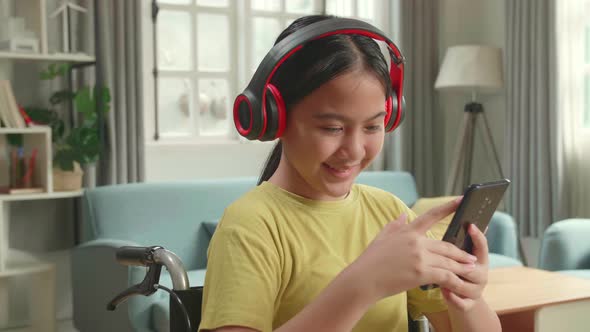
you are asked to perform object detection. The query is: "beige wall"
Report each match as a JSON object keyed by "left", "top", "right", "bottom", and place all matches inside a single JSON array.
[{"left": 145, "top": 141, "right": 274, "bottom": 181}]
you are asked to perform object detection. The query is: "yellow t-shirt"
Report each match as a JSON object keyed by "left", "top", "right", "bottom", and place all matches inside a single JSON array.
[{"left": 199, "top": 182, "right": 447, "bottom": 332}]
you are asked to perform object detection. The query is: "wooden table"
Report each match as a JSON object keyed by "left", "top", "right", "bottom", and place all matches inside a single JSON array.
[{"left": 484, "top": 267, "right": 590, "bottom": 332}]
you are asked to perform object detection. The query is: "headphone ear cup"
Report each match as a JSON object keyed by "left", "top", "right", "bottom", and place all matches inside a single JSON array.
[
  {"left": 261, "top": 92, "right": 279, "bottom": 141},
  {"left": 385, "top": 92, "right": 405, "bottom": 132},
  {"left": 384, "top": 96, "right": 393, "bottom": 127},
  {"left": 260, "top": 84, "right": 286, "bottom": 141}
]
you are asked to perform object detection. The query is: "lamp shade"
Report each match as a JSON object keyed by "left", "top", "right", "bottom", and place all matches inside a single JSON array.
[{"left": 434, "top": 45, "right": 504, "bottom": 92}]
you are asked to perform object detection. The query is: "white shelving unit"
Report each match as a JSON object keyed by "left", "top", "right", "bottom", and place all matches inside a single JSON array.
[
  {"left": 0, "top": 127, "right": 83, "bottom": 332},
  {"left": 1, "top": 0, "right": 95, "bottom": 64},
  {"left": 0, "top": 1, "right": 95, "bottom": 330},
  {"left": 0, "top": 51, "right": 94, "bottom": 63}
]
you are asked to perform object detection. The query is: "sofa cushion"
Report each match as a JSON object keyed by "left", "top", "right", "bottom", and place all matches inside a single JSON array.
[
  {"left": 488, "top": 253, "right": 523, "bottom": 268},
  {"left": 202, "top": 220, "right": 220, "bottom": 239},
  {"left": 556, "top": 270, "right": 590, "bottom": 279},
  {"left": 355, "top": 171, "right": 419, "bottom": 206}
]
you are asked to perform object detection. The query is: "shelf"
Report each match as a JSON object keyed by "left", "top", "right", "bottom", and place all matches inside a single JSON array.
[
  {"left": 0, "top": 51, "right": 95, "bottom": 63},
  {"left": 0, "top": 190, "right": 83, "bottom": 201},
  {"left": 0, "top": 260, "right": 53, "bottom": 278},
  {"left": 0, "top": 248, "right": 54, "bottom": 277},
  {"left": 0, "top": 126, "right": 51, "bottom": 134}
]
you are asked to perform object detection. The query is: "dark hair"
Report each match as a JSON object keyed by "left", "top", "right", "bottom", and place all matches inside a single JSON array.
[{"left": 257, "top": 15, "right": 392, "bottom": 185}]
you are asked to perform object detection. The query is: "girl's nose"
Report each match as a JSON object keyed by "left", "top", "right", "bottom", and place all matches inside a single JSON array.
[{"left": 337, "top": 130, "right": 364, "bottom": 160}]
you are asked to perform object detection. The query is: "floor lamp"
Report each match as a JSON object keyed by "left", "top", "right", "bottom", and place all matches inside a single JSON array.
[
  {"left": 436, "top": 45, "right": 528, "bottom": 266},
  {"left": 435, "top": 45, "right": 505, "bottom": 195}
]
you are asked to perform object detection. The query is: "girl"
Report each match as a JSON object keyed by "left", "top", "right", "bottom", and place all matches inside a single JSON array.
[{"left": 199, "top": 15, "right": 501, "bottom": 332}]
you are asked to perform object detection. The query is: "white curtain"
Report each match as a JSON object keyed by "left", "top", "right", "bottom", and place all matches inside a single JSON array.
[
  {"left": 556, "top": 0, "right": 590, "bottom": 217},
  {"left": 370, "top": 0, "right": 441, "bottom": 198},
  {"left": 505, "top": 0, "right": 560, "bottom": 237}
]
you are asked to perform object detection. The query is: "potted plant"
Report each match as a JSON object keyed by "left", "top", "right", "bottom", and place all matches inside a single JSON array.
[{"left": 25, "top": 63, "right": 111, "bottom": 191}]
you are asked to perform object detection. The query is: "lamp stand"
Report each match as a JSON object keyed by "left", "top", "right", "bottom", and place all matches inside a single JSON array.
[
  {"left": 444, "top": 102, "right": 528, "bottom": 266},
  {"left": 445, "top": 102, "right": 504, "bottom": 195}
]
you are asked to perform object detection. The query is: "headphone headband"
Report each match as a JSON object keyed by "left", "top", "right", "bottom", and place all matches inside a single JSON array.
[
  {"left": 234, "top": 17, "right": 406, "bottom": 141},
  {"left": 247, "top": 18, "right": 404, "bottom": 96}
]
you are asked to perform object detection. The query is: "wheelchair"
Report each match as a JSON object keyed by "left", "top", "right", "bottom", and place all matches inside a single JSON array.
[
  {"left": 106, "top": 246, "right": 430, "bottom": 332},
  {"left": 107, "top": 246, "right": 202, "bottom": 331}
]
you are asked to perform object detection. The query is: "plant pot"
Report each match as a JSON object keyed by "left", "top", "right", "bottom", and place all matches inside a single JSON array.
[{"left": 53, "top": 162, "right": 84, "bottom": 191}]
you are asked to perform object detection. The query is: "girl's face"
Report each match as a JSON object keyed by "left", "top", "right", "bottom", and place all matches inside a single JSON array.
[{"left": 272, "top": 69, "right": 387, "bottom": 201}]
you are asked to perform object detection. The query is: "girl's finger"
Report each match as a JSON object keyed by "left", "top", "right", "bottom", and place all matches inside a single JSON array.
[
  {"left": 427, "top": 254, "right": 476, "bottom": 276},
  {"left": 468, "top": 224, "right": 489, "bottom": 265},
  {"left": 438, "top": 274, "right": 481, "bottom": 300},
  {"left": 426, "top": 238, "right": 478, "bottom": 264},
  {"left": 454, "top": 266, "right": 487, "bottom": 285},
  {"left": 411, "top": 196, "right": 462, "bottom": 234},
  {"left": 441, "top": 288, "right": 471, "bottom": 311}
]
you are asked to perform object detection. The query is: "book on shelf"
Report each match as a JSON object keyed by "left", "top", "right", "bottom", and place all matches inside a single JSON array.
[
  {"left": 0, "top": 186, "right": 44, "bottom": 195},
  {"left": 0, "top": 80, "right": 26, "bottom": 128}
]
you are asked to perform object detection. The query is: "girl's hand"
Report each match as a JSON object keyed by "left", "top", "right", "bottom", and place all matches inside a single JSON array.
[
  {"left": 348, "top": 198, "right": 479, "bottom": 302},
  {"left": 441, "top": 224, "right": 490, "bottom": 312}
]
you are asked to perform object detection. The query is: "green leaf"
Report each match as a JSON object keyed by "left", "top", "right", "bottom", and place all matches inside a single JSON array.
[
  {"left": 6, "top": 134, "right": 23, "bottom": 147},
  {"left": 24, "top": 107, "right": 65, "bottom": 142},
  {"left": 52, "top": 120, "right": 65, "bottom": 143},
  {"left": 64, "top": 127, "right": 102, "bottom": 166},
  {"left": 40, "top": 63, "right": 71, "bottom": 80},
  {"left": 57, "top": 64, "right": 71, "bottom": 76},
  {"left": 49, "top": 90, "right": 76, "bottom": 105},
  {"left": 54, "top": 149, "right": 75, "bottom": 171},
  {"left": 74, "top": 87, "right": 95, "bottom": 117},
  {"left": 23, "top": 107, "right": 53, "bottom": 124},
  {"left": 96, "top": 87, "right": 111, "bottom": 114}
]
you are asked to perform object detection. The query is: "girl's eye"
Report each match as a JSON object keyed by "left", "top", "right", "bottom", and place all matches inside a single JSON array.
[
  {"left": 366, "top": 125, "right": 382, "bottom": 132},
  {"left": 322, "top": 127, "right": 343, "bottom": 133}
]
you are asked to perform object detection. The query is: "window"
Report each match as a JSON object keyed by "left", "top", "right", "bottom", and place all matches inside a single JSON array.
[
  {"left": 150, "top": 0, "right": 390, "bottom": 142},
  {"left": 155, "top": 0, "right": 236, "bottom": 140}
]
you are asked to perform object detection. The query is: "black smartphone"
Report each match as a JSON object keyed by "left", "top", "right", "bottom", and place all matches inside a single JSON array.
[{"left": 420, "top": 179, "right": 511, "bottom": 291}]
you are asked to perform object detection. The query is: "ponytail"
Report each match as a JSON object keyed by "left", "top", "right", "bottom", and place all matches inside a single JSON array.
[{"left": 258, "top": 142, "right": 282, "bottom": 185}]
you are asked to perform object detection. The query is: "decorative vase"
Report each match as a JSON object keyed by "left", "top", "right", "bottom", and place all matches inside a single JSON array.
[{"left": 52, "top": 162, "right": 84, "bottom": 191}]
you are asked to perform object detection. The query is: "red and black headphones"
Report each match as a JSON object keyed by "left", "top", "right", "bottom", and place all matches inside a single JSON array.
[{"left": 233, "top": 17, "right": 406, "bottom": 141}]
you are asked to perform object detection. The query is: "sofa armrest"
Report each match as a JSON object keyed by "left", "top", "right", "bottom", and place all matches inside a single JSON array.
[
  {"left": 71, "top": 239, "right": 141, "bottom": 332},
  {"left": 486, "top": 211, "right": 520, "bottom": 260},
  {"left": 539, "top": 219, "right": 590, "bottom": 271}
]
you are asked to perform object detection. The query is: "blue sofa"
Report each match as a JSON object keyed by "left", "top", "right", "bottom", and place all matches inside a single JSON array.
[
  {"left": 71, "top": 171, "right": 522, "bottom": 332},
  {"left": 538, "top": 218, "right": 590, "bottom": 279}
]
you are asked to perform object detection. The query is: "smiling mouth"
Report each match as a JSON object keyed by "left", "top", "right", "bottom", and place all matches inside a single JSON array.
[{"left": 323, "top": 163, "right": 359, "bottom": 173}]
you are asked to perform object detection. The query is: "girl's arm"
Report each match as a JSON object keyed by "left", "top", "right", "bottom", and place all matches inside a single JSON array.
[{"left": 426, "top": 224, "right": 501, "bottom": 332}]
